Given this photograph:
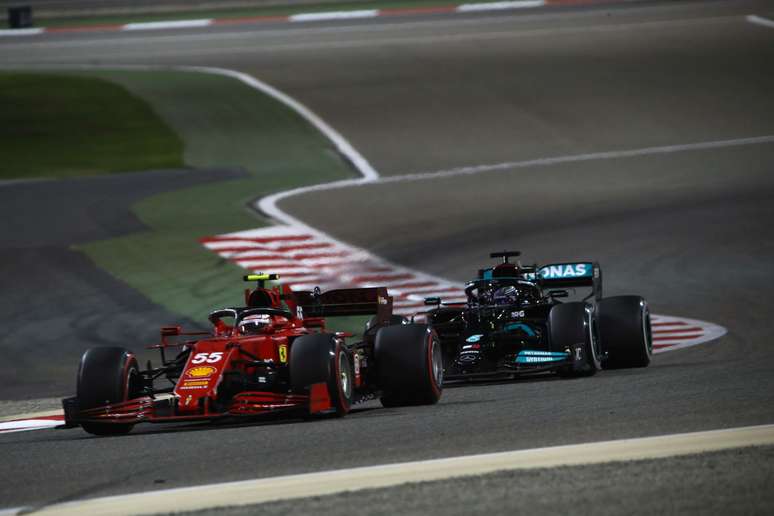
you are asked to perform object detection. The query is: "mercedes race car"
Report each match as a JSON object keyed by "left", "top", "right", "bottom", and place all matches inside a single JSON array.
[
  {"left": 63, "top": 274, "right": 443, "bottom": 435},
  {"left": 415, "top": 252, "right": 652, "bottom": 381}
]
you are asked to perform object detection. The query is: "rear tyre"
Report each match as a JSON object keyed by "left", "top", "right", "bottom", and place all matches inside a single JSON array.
[
  {"left": 364, "top": 314, "right": 407, "bottom": 335},
  {"left": 549, "top": 302, "right": 601, "bottom": 377},
  {"left": 598, "top": 295, "right": 652, "bottom": 369},
  {"left": 375, "top": 324, "right": 443, "bottom": 407},
  {"left": 290, "top": 333, "right": 352, "bottom": 417},
  {"left": 76, "top": 347, "right": 142, "bottom": 436}
]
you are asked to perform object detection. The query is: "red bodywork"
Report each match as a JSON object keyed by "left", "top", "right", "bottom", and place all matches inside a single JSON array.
[{"left": 65, "top": 280, "right": 393, "bottom": 427}]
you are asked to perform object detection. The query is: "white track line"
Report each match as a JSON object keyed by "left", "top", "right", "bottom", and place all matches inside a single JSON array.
[
  {"left": 747, "top": 14, "right": 774, "bottom": 29},
  {"left": 176, "top": 65, "right": 382, "bottom": 236},
  {"left": 457, "top": 1, "right": 545, "bottom": 12},
  {"left": 123, "top": 19, "right": 213, "bottom": 31},
  {"left": 0, "top": 28, "right": 43, "bottom": 37},
  {"left": 255, "top": 135, "right": 774, "bottom": 217},
  {"left": 377, "top": 135, "right": 774, "bottom": 184},
  {"left": 0, "top": 418, "right": 61, "bottom": 434},
  {"left": 9, "top": 424, "right": 774, "bottom": 516},
  {"left": 290, "top": 10, "right": 380, "bottom": 22},
  {"left": 177, "top": 65, "right": 379, "bottom": 182}
]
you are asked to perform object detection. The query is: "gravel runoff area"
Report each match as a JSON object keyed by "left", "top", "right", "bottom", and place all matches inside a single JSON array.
[{"left": 173, "top": 445, "right": 774, "bottom": 516}]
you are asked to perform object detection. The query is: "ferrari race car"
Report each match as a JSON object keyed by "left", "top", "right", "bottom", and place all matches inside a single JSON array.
[
  {"left": 416, "top": 252, "right": 652, "bottom": 381},
  {"left": 63, "top": 274, "right": 443, "bottom": 435}
]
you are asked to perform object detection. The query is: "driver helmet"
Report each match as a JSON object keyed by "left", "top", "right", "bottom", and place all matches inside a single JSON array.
[
  {"left": 238, "top": 314, "right": 271, "bottom": 335},
  {"left": 493, "top": 285, "right": 519, "bottom": 306}
]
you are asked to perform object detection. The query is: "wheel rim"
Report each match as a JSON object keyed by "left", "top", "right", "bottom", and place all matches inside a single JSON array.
[
  {"left": 590, "top": 321, "right": 600, "bottom": 363},
  {"left": 125, "top": 367, "right": 142, "bottom": 400},
  {"left": 338, "top": 352, "right": 351, "bottom": 399},
  {"left": 586, "top": 307, "right": 600, "bottom": 368},
  {"left": 430, "top": 337, "right": 444, "bottom": 387},
  {"left": 643, "top": 304, "right": 653, "bottom": 356}
]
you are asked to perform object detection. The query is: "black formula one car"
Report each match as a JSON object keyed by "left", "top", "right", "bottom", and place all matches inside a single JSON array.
[{"left": 415, "top": 252, "right": 652, "bottom": 381}]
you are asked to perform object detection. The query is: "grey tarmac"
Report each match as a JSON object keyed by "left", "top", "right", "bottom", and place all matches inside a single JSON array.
[
  {"left": 0, "top": 168, "right": 244, "bottom": 399},
  {"left": 175, "top": 445, "right": 774, "bottom": 516}
]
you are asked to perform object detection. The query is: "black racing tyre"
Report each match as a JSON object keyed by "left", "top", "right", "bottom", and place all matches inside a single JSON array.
[
  {"left": 549, "top": 302, "right": 601, "bottom": 377},
  {"left": 76, "top": 347, "right": 142, "bottom": 436},
  {"left": 598, "top": 295, "right": 652, "bottom": 369},
  {"left": 364, "top": 314, "right": 407, "bottom": 335},
  {"left": 290, "top": 333, "right": 352, "bottom": 417},
  {"left": 375, "top": 324, "right": 443, "bottom": 407}
]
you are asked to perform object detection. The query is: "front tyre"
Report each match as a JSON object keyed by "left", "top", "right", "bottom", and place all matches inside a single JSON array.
[
  {"left": 375, "top": 324, "right": 443, "bottom": 407},
  {"left": 76, "top": 347, "right": 142, "bottom": 436},
  {"left": 290, "top": 333, "right": 353, "bottom": 417},
  {"left": 598, "top": 295, "right": 652, "bottom": 369}
]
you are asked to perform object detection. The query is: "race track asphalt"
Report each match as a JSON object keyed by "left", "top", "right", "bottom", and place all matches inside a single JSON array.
[
  {"left": 0, "top": 168, "right": 244, "bottom": 399},
  {"left": 1, "top": 0, "right": 773, "bottom": 512},
  {"left": 190, "top": 445, "right": 774, "bottom": 516}
]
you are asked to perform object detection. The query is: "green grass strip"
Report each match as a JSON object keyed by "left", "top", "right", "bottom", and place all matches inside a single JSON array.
[
  {"left": 71, "top": 70, "right": 356, "bottom": 322},
  {"left": 0, "top": 73, "right": 183, "bottom": 179}
]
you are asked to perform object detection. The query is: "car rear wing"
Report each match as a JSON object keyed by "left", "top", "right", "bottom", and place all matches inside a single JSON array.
[
  {"left": 534, "top": 262, "right": 602, "bottom": 301},
  {"left": 294, "top": 287, "right": 393, "bottom": 320}
]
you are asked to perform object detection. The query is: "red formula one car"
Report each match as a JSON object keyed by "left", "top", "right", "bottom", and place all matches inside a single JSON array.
[{"left": 62, "top": 274, "right": 443, "bottom": 435}]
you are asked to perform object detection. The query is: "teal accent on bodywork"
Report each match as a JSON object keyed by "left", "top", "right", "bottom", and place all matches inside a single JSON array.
[
  {"left": 476, "top": 263, "right": 595, "bottom": 283},
  {"left": 466, "top": 334, "right": 483, "bottom": 343},
  {"left": 538, "top": 262, "right": 594, "bottom": 279},
  {"left": 504, "top": 323, "right": 536, "bottom": 336},
  {"left": 515, "top": 350, "right": 570, "bottom": 364}
]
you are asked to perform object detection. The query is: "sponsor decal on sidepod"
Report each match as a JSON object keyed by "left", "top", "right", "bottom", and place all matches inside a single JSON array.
[{"left": 515, "top": 350, "right": 569, "bottom": 364}]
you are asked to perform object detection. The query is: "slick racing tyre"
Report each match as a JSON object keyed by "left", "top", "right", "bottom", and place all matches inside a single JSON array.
[
  {"left": 598, "top": 295, "right": 652, "bottom": 369},
  {"left": 549, "top": 302, "right": 601, "bottom": 377},
  {"left": 364, "top": 314, "right": 407, "bottom": 335},
  {"left": 290, "top": 333, "right": 353, "bottom": 417},
  {"left": 76, "top": 347, "right": 143, "bottom": 436},
  {"left": 375, "top": 324, "right": 443, "bottom": 407}
]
